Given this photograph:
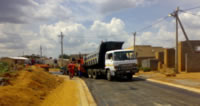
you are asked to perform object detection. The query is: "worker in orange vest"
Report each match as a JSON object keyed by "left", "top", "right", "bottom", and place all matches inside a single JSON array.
[
  {"left": 68, "top": 61, "right": 75, "bottom": 79},
  {"left": 78, "top": 64, "right": 81, "bottom": 77}
]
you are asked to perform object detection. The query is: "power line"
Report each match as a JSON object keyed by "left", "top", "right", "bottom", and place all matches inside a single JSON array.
[
  {"left": 136, "top": 16, "right": 169, "bottom": 33},
  {"left": 180, "top": 10, "right": 200, "bottom": 17},
  {"left": 134, "top": 5, "right": 200, "bottom": 33},
  {"left": 182, "top": 5, "right": 200, "bottom": 11}
]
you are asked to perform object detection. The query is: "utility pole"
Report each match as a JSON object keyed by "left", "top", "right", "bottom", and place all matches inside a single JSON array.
[
  {"left": 133, "top": 32, "right": 136, "bottom": 51},
  {"left": 169, "top": 7, "right": 194, "bottom": 73},
  {"left": 40, "top": 45, "right": 42, "bottom": 58},
  {"left": 58, "top": 32, "right": 64, "bottom": 67},
  {"left": 169, "top": 7, "right": 179, "bottom": 73},
  {"left": 176, "top": 14, "right": 194, "bottom": 53},
  {"left": 133, "top": 32, "right": 136, "bottom": 57}
]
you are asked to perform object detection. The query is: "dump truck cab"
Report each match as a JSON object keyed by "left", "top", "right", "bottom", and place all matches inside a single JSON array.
[{"left": 105, "top": 49, "right": 138, "bottom": 80}]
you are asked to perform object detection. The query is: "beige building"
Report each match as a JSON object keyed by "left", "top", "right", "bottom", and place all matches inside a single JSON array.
[
  {"left": 178, "top": 40, "right": 200, "bottom": 72},
  {"left": 127, "top": 45, "right": 164, "bottom": 66}
]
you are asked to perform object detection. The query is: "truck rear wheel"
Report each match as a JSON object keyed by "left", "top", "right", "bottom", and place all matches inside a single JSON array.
[
  {"left": 107, "top": 70, "right": 113, "bottom": 81},
  {"left": 127, "top": 74, "right": 133, "bottom": 80},
  {"left": 92, "top": 70, "right": 98, "bottom": 79}
]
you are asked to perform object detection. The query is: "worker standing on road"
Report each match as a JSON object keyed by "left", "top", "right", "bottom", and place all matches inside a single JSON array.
[
  {"left": 78, "top": 64, "right": 81, "bottom": 77},
  {"left": 68, "top": 58, "right": 76, "bottom": 79}
]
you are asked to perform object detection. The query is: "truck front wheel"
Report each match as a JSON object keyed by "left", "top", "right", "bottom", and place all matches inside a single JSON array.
[
  {"left": 107, "top": 70, "right": 113, "bottom": 81},
  {"left": 88, "top": 69, "right": 92, "bottom": 78}
]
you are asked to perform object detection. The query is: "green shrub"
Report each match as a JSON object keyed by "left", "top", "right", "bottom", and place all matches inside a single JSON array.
[
  {"left": 0, "top": 62, "right": 9, "bottom": 74},
  {"left": 142, "top": 67, "right": 151, "bottom": 72}
]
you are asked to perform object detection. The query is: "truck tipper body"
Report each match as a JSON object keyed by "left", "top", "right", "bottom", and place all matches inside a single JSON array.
[{"left": 84, "top": 41, "right": 138, "bottom": 80}]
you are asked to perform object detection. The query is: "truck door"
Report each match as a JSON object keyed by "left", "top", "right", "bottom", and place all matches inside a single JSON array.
[{"left": 105, "top": 53, "right": 114, "bottom": 71}]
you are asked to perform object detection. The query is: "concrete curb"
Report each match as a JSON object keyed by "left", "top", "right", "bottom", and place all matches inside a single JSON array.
[
  {"left": 57, "top": 75, "right": 96, "bottom": 106},
  {"left": 78, "top": 78, "right": 97, "bottom": 106},
  {"left": 135, "top": 76, "right": 200, "bottom": 94}
]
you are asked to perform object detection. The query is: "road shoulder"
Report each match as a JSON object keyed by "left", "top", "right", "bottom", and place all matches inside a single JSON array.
[
  {"left": 77, "top": 77, "right": 97, "bottom": 106},
  {"left": 41, "top": 75, "right": 96, "bottom": 106},
  {"left": 135, "top": 72, "right": 200, "bottom": 94}
]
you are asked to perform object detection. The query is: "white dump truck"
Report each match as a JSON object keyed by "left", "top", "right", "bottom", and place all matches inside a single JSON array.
[{"left": 84, "top": 41, "right": 138, "bottom": 81}]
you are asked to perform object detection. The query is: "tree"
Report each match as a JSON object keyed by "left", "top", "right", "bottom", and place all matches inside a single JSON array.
[{"left": 59, "top": 54, "right": 70, "bottom": 59}]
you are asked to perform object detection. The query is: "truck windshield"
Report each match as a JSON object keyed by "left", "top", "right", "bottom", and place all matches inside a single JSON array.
[{"left": 114, "top": 51, "right": 135, "bottom": 61}]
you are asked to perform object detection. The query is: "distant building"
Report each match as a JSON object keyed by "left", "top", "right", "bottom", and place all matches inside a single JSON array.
[
  {"left": 69, "top": 54, "right": 87, "bottom": 61},
  {"left": 0, "top": 57, "right": 29, "bottom": 66},
  {"left": 58, "top": 59, "right": 70, "bottom": 67},
  {"left": 126, "top": 45, "right": 164, "bottom": 66}
]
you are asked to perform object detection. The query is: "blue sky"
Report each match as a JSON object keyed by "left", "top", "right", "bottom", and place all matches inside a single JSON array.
[{"left": 0, "top": 0, "right": 200, "bottom": 57}]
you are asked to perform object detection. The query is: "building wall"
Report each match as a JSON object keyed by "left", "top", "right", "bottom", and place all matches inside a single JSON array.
[
  {"left": 0, "top": 58, "right": 14, "bottom": 66},
  {"left": 70, "top": 54, "right": 87, "bottom": 60},
  {"left": 58, "top": 59, "right": 70, "bottom": 67},
  {"left": 138, "top": 57, "right": 154, "bottom": 67},
  {"left": 126, "top": 45, "right": 164, "bottom": 67},
  {"left": 127, "top": 45, "right": 164, "bottom": 58},
  {"left": 178, "top": 40, "right": 200, "bottom": 72},
  {"left": 155, "top": 52, "right": 164, "bottom": 63},
  {"left": 164, "top": 48, "right": 175, "bottom": 68},
  {"left": 186, "top": 54, "right": 200, "bottom": 72},
  {"left": 142, "top": 59, "right": 158, "bottom": 70},
  {"left": 155, "top": 52, "right": 164, "bottom": 70}
]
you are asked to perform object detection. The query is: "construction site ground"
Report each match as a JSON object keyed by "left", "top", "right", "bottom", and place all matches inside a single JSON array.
[
  {"left": 135, "top": 71, "right": 200, "bottom": 90},
  {"left": 0, "top": 67, "right": 96, "bottom": 106},
  {"left": 41, "top": 75, "right": 96, "bottom": 106}
]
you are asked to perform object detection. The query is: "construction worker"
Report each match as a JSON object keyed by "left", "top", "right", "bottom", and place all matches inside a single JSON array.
[
  {"left": 68, "top": 58, "right": 76, "bottom": 79},
  {"left": 78, "top": 64, "right": 81, "bottom": 77}
]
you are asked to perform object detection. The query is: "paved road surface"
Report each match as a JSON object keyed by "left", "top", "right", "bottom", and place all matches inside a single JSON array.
[{"left": 83, "top": 77, "right": 200, "bottom": 106}]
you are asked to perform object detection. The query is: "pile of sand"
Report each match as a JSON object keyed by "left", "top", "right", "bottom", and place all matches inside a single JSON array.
[{"left": 0, "top": 66, "right": 63, "bottom": 106}]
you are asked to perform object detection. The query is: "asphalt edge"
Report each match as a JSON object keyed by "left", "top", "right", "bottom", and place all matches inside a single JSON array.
[
  {"left": 79, "top": 78, "right": 97, "bottom": 106},
  {"left": 57, "top": 75, "right": 96, "bottom": 106},
  {"left": 135, "top": 76, "right": 200, "bottom": 94}
]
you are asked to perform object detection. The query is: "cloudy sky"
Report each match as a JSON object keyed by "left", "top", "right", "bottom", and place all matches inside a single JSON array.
[{"left": 0, "top": 0, "right": 200, "bottom": 58}]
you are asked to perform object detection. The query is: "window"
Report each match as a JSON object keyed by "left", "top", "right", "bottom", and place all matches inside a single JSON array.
[
  {"left": 107, "top": 53, "right": 113, "bottom": 60},
  {"left": 114, "top": 51, "right": 136, "bottom": 61}
]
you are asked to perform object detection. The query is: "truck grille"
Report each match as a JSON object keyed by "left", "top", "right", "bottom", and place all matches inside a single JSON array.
[{"left": 118, "top": 64, "right": 137, "bottom": 70}]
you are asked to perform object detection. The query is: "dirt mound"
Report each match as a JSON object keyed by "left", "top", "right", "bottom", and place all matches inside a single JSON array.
[
  {"left": 0, "top": 72, "right": 19, "bottom": 86},
  {"left": 0, "top": 66, "right": 63, "bottom": 106}
]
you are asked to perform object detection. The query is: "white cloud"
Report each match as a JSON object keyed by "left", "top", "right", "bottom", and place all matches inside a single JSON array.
[
  {"left": 128, "top": 11, "right": 200, "bottom": 48},
  {"left": 38, "top": 18, "right": 130, "bottom": 56},
  {"left": 33, "top": 0, "right": 73, "bottom": 22},
  {"left": 0, "top": 23, "right": 39, "bottom": 56},
  {"left": 1, "top": 12, "right": 200, "bottom": 57},
  {"left": 1, "top": 0, "right": 200, "bottom": 58},
  {"left": 0, "top": 0, "right": 73, "bottom": 24},
  {"left": 72, "top": 0, "right": 157, "bottom": 14},
  {"left": 90, "top": 18, "right": 127, "bottom": 40}
]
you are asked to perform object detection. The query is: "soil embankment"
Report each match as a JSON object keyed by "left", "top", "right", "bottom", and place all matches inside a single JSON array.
[{"left": 0, "top": 67, "right": 63, "bottom": 106}]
